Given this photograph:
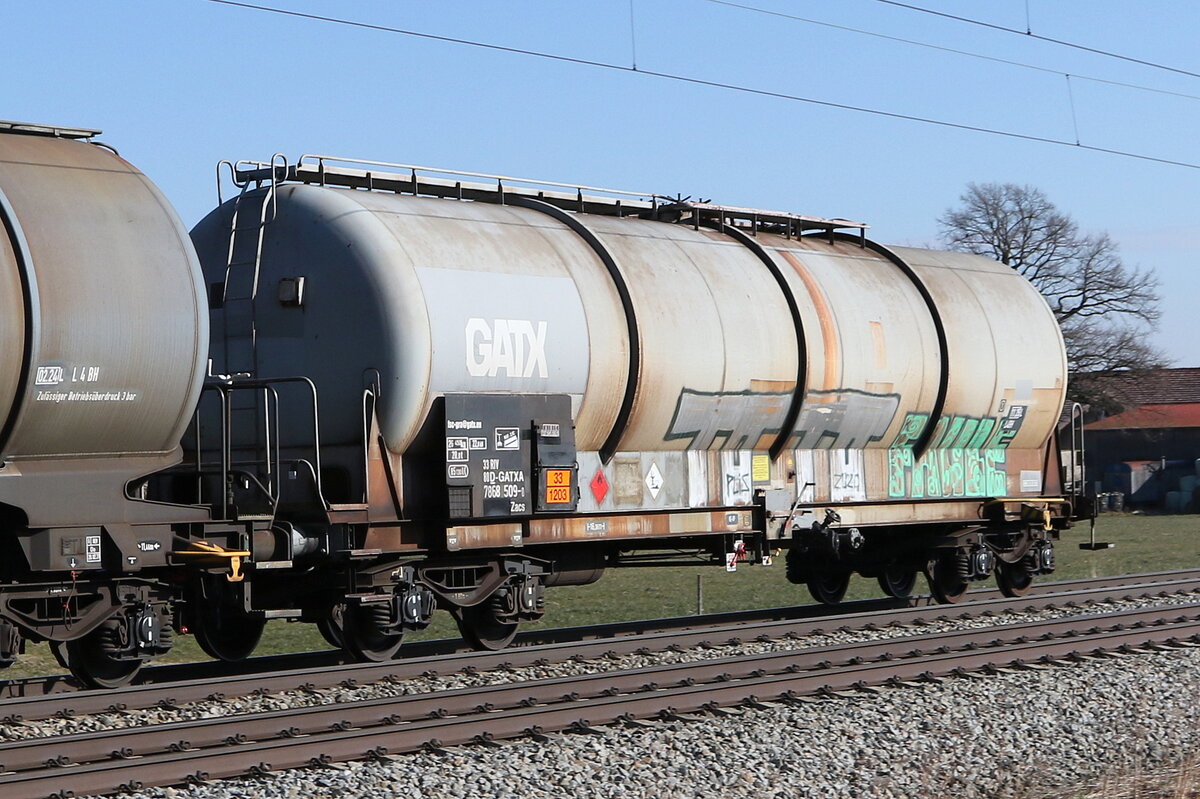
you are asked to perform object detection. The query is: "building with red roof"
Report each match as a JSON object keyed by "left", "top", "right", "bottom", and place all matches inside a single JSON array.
[{"left": 1082, "top": 368, "right": 1200, "bottom": 511}]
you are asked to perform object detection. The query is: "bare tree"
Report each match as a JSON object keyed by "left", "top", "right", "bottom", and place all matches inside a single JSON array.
[{"left": 939, "top": 182, "right": 1166, "bottom": 410}]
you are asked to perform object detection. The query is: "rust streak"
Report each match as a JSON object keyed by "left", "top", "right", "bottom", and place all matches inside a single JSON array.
[
  {"left": 778, "top": 249, "right": 839, "bottom": 393},
  {"left": 869, "top": 320, "right": 887, "bottom": 370}
]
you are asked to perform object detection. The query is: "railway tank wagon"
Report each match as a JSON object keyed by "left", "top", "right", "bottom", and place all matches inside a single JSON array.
[
  {"left": 0, "top": 123, "right": 210, "bottom": 684},
  {"left": 185, "top": 154, "right": 1076, "bottom": 655}
]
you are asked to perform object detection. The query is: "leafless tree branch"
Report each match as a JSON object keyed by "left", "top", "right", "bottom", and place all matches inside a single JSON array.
[{"left": 938, "top": 182, "right": 1167, "bottom": 408}]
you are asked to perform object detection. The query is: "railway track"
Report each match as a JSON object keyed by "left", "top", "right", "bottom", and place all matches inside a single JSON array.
[
  {"left": 2, "top": 569, "right": 1198, "bottom": 723},
  {"left": 3, "top": 599, "right": 1199, "bottom": 798}
]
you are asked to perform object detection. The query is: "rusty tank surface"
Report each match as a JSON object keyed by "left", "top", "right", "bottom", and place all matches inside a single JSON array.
[{"left": 189, "top": 158, "right": 1066, "bottom": 522}]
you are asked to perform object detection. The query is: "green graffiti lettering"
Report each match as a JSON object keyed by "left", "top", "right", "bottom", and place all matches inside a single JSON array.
[
  {"left": 954, "top": 418, "right": 979, "bottom": 449},
  {"left": 940, "top": 417, "right": 964, "bottom": 449},
  {"left": 985, "top": 449, "right": 1007, "bottom": 495},
  {"left": 887, "top": 448, "right": 910, "bottom": 497},
  {"left": 968, "top": 418, "right": 996, "bottom": 449},
  {"left": 889, "top": 412, "right": 928, "bottom": 449},
  {"left": 964, "top": 449, "right": 984, "bottom": 495},
  {"left": 887, "top": 413, "right": 1012, "bottom": 499},
  {"left": 944, "top": 449, "right": 965, "bottom": 496}
]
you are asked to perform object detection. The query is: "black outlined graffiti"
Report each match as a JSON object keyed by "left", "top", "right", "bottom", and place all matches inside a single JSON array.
[{"left": 665, "top": 388, "right": 900, "bottom": 450}]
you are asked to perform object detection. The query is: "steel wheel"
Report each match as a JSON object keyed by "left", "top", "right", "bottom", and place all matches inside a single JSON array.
[
  {"left": 926, "top": 556, "right": 969, "bottom": 604},
  {"left": 996, "top": 562, "right": 1035, "bottom": 598},
  {"left": 61, "top": 618, "right": 143, "bottom": 689},
  {"left": 342, "top": 603, "right": 404, "bottom": 662},
  {"left": 190, "top": 579, "right": 265, "bottom": 662},
  {"left": 784, "top": 547, "right": 809, "bottom": 585},
  {"left": 193, "top": 605, "right": 266, "bottom": 662},
  {"left": 455, "top": 601, "right": 520, "bottom": 651},
  {"left": 0, "top": 620, "right": 20, "bottom": 668},
  {"left": 806, "top": 568, "right": 851, "bottom": 605},
  {"left": 316, "top": 608, "right": 345, "bottom": 649},
  {"left": 877, "top": 565, "right": 918, "bottom": 599}
]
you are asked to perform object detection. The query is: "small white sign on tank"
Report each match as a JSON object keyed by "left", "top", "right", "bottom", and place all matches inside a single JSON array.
[{"left": 830, "top": 448, "right": 867, "bottom": 502}]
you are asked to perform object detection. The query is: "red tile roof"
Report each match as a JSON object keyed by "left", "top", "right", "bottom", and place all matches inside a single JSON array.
[
  {"left": 1085, "top": 403, "right": 1200, "bottom": 430},
  {"left": 1090, "top": 367, "right": 1200, "bottom": 407}
]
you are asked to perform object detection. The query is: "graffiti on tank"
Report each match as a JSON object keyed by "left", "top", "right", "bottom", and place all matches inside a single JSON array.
[
  {"left": 721, "top": 451, "right": 754, "bottom": 505},
  {"left": 792, "top": 388, "right": 901, "bottom": 450},
  {"left": 887, "top": 404, "right": 1028, "bottom": 499},
  {"left": 725, "top": 470, "right": 752, "bottom": 503},
  {"left": 665, "top": 389, "right": 789, "bottom": 449},
  {"left": 665, "top": 388, "right": 901, "bottom": 451}
]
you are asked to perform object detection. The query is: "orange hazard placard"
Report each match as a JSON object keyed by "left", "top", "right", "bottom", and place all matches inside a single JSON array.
[{"left": 545, "top": 469, "right": 572, "bottom": 503}]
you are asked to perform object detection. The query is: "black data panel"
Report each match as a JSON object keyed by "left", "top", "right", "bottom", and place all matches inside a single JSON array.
[{"left": 444, "top": 394, "right": 576, "bottom": 519}]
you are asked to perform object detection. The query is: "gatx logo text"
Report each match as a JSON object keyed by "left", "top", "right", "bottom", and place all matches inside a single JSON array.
[{"left": 465, "top": 318, "right": 549, "bottom": 378}]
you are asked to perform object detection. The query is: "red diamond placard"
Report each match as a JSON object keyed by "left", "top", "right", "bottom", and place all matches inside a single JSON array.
[{"left": 589, "top": 467, "right": 610, "bottom": 505}]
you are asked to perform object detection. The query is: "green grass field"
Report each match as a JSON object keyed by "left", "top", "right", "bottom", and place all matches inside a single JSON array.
[{"left": 4, "top": 513, "right": 1197, "bottom": 680}]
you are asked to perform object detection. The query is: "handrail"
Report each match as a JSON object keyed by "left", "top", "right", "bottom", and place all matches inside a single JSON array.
[
  {"left": 297, "top": 153, "right": 660, "bottom": 202},
  {"left": 191, "top": 374, "right": 329, "bottom": 520},
  {"left": 1069, "top": 401, "right": 1085, "bottom": 500},
  {"left": 220, "top": 153, "right": 869, "bottom": 234}
]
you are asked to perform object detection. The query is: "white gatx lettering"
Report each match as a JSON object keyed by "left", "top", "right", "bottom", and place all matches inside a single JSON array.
[{"left": 465, "top": 318, "right": 548, "bottom": 378}]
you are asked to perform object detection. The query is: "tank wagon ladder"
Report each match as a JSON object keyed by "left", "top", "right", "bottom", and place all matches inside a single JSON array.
[
  {"left": 216, "top": 154, "right": 286, "bottom": 378},
  {"left": 214, "top": 156, "right": 286, "bottom": 481}
]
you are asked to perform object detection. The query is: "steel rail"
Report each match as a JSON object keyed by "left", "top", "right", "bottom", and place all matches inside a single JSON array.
[
  {"left": 2, "top": 605, "right": 1198, "bottom": 798},
  {"left": 9, "top": 567, "right": 1195, "bottom": 702},
  {"left": 5, "top": 568, "right": 1194, "bottom": 704},
  {"left": 0, "top": 602, "right": 1192, "bottom": 773},
  {"left": 3, "top": 571, "right": 1199, "bottom": 723}
]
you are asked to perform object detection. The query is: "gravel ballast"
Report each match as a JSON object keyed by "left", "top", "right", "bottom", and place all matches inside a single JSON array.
[
  {"left": 7, "top": 594, "right": 1194, "bottom": 742},
  {"left": 49, "top": 596, "right": 1200, "bottom": 799},
  {"left": 85, "top": 644, "right": 1200, "bottom": 799}
]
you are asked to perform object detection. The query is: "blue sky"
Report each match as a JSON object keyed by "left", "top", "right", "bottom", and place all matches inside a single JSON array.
[{"left": 5, "top": 1, "right": 1198, "bottom": 365}]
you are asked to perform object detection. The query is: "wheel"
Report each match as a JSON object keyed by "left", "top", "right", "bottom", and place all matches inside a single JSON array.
[
  {"left": 806, "top": 568, "right": 851, "bottom": 605},
  {"left": 193, "top": 605, "right": 266, "bottom": 662},
  {"left": 784, "top": 547, "right": 809, "bottom": 585},
  {"left": 925, "top": 556, "right": 969, "bottom": 604},
  {"left": 341, "top": 603, "right": 404, "bottom": 662},
  {"left": 317, "top": 618, "right": 344, "bottom": 649},
  {"left": 61, "top": 618, "right": 143, "bottom": 689},
  {"left": 0, "top": 620, "right": 20, "bottom": 668},
  {"left": 190, "top": 580, "right": 266, "bottom": 662},
  {"left": 317, "top": 611, "right": 345, "bottom": 649},
  {"left": 877, "top": 565, "right": 918, "bottom": 599},
  {"left": 455, "top": 601, "right": 520, "bottom": 651},
  {"left": 996, "top": 561, "right": 1035, "bottom": 598}
]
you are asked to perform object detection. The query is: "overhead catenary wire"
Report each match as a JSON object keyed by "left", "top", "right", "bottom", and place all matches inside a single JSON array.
[
  {"left": 203, "top": 0, "right": 1200, "bottom": 172},
  {"left": 872, "top": 0, "right": 1200, "bottom": 81},
  {"left": 701, "top": 0, "right": 1200, "bottom": 104}
]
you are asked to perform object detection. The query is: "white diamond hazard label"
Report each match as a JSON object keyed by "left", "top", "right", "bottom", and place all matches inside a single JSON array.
[{"left": 645, "top": 462, "right": 663, "bottom": 500}]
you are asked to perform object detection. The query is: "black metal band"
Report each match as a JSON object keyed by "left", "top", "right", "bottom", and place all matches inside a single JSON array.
[
  {"left": 710, "top": 224, "right": 808, "bottom": 460},
  {"left": 508, "top": 197, "right": 640, "bottom": 463},
  {"left": 0, "top": 186, "right": 34, "bottom": 459}
]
